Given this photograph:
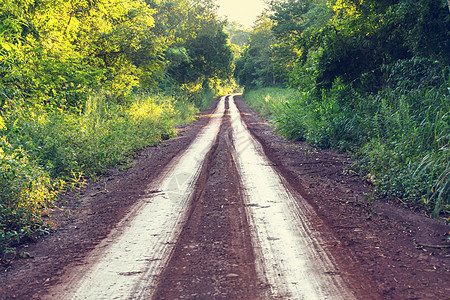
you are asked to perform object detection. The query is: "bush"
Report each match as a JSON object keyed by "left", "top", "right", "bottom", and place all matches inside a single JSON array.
[{"left": 0, "top": 137, "right": 55, "bottom": 257}]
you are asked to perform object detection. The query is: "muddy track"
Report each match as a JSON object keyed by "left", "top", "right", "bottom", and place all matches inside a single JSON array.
[
  {"left": 0, "top": 95, "right": 448, "bottom": 299},
  {"left": 153, "top": 97, "right": 263, "bottom": 299}
]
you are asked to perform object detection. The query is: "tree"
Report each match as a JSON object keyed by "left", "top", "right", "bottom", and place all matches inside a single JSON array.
[
  {"left": 285, "top": 0, "right": 450, "bottom": 91},
  {"left": 0, "top": 0, "right": 165, "bottom": 108},
  {"left": 235, "top": 13, "right": 279, "bottom": 89},
  {"left": 147, "top": 0, "right": 233, "bottom": 88},
  {"left": 226, "top": 22, "right": 250, "bottom": 48}
]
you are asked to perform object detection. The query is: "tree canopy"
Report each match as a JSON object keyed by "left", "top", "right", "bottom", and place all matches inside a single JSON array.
[
  {"left": 0, "top": 0, "right": 234, "bottom": 109},
  {"left": 235, "top": 0, "right": 450, "bottom": 92}
]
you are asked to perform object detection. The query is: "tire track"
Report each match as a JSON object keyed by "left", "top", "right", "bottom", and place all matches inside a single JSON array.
[
  {"left": 229, "top": 95, "right": 356, "bottom": 299},
  {"left": 48, "top": 97, "right": 226, "bottom": 299},
  {"left": 152, "top": 96, "right": 264, "bottom": 299},
  {"left": 49, "top": 95, "right": 357, "bottom": 299}
]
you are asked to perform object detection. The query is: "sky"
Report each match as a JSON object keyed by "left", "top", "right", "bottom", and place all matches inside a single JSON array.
[{"left": 215, "top": 0, "right": 268, "bottom": 28}]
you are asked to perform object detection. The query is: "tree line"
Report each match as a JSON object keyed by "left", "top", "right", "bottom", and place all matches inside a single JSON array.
[
  {"left": 0, "top": 0, "right": 233, "bottom": 110},
  {"left": 236, "top": 0, "right": 449, "bottom": 91}
]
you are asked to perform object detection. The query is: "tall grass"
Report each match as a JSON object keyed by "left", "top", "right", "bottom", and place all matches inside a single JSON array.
[
  {"left": 358, "top": 86, "right": 449, "bottom": 217},
  {"left": 243, "top": 88, "right": 296, "bottom": 118},
  {"left": 243, "top": 81, "right": 450, "bottom": 218},
  {"left": 243, "top": 88, "right": 311, "bottom": 141}
]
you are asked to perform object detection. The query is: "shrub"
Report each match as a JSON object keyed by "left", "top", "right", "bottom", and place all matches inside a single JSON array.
[
  {"left": 243, "top": 78, "right": 450, "bottom": 217},
  {"left": 0, "top": 137, "right": 55, "bottom": 257}
]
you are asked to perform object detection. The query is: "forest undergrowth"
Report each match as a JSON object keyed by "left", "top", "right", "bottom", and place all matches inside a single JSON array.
[{"left": 243, "top": 67, "right": 449, "bottom": 220}]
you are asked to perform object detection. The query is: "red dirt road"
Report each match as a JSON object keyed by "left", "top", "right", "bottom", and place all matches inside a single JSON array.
[{"left": 0, "top": 95, "right": 448, "bottom": 299}]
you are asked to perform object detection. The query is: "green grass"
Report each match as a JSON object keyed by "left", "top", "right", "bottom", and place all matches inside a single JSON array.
[
  {"left": 243, "top": 88, "right": 298, "bottom": 118},
  {"left": 243, "top": 82, "right": 450, "bottom": 219},
  {"left": 0, "top": 137, "right": 55, "bottom": 257}
]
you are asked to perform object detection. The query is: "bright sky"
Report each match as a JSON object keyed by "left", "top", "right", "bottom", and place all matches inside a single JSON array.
[{"left": 215, "top": 0, "right": 268, "bottom": 28}]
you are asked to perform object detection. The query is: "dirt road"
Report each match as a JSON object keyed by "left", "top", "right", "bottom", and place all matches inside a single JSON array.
[
  {"left": 48, "top": 95, "right": 355, "bottom": 299},
  {"left": 1, "top": 95, "right": 448, "bottom": 299}
]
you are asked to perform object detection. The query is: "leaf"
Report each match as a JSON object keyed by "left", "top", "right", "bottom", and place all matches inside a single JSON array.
[{"left": 1, "top": 43, "right": 12, "bottom": 52}]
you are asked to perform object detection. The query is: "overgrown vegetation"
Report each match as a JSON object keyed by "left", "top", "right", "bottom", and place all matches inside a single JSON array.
[
  {"left": 238, "top": 0, "right": 450, "bottom": 218},
  {"left": 245, "top": 75, "right": 449, "bottom": 217},
  {"left": 0, "top": 0, "right": 236, "bottom": 259},
  {"left": 0, "top": 136, "right": 55, "bottom": 257}
]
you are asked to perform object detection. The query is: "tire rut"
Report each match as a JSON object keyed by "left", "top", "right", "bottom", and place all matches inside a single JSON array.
[
  {"left": 47, "top": 97, "right": 226, "bottom": 299},
  {"left": 153, "top": 96, "right": 265, "bottom": 299}
]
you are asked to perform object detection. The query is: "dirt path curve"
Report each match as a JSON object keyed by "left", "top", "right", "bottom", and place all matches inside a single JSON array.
[{"left": 48, "top": 95, "right": 357, "bottom": 299}]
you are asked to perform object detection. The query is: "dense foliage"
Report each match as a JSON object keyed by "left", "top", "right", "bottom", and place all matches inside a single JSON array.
[
  {"left": 0, "top": 0, "right": 235, "bottom": 258},
  {"left": 237, "top": 0, "right": 449, "bottom": 218}
]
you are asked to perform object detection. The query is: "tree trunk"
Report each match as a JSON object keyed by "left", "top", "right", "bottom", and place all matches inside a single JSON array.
[{"left": 273, "top": 65, "right": 276, "bottom": 88}]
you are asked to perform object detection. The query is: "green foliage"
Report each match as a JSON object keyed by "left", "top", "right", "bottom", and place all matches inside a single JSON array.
[
  {"left": 291, "top": 0, "right": 450, "bottom": 91},
  {"left": 0, "top": 137, "right": 55, "bottom": 256},
  {"left": 243, "top": 87, "right": 291, "bottom": 116},
  {"left": 148, "top": 0, "right": 233, "bottom": 88},
  {"left": 243, "top": 77, "right": 450, "bottom": 217},
  {"left": 235, "top": 14, "right": 281, "bottom": 89},
  {"left": 356, "top": 84, "right": 449, "bottom": 217},
  {"left": 385, "top": 58, "right": 448, "bottom": 90},
  {"left": 243, "top": 88, "right": 309, "bottom": 141},
  {"left": 226, "top": 22, "right": 250, "bottom": 48},
  {"left": 4, "top": 92, "right": 195, "bottom": 179},
  {"left": 0, "top": 0, "right": 163, "bottom": 109},
  {"left": 168, "top": 23, "right": 233, "bottom": 85},
  {"left": 0, "top": 0, "right": 234, "bottom": 111},
  {"left": 239, "top": 0, "right": 450, "bottom": 94}
]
